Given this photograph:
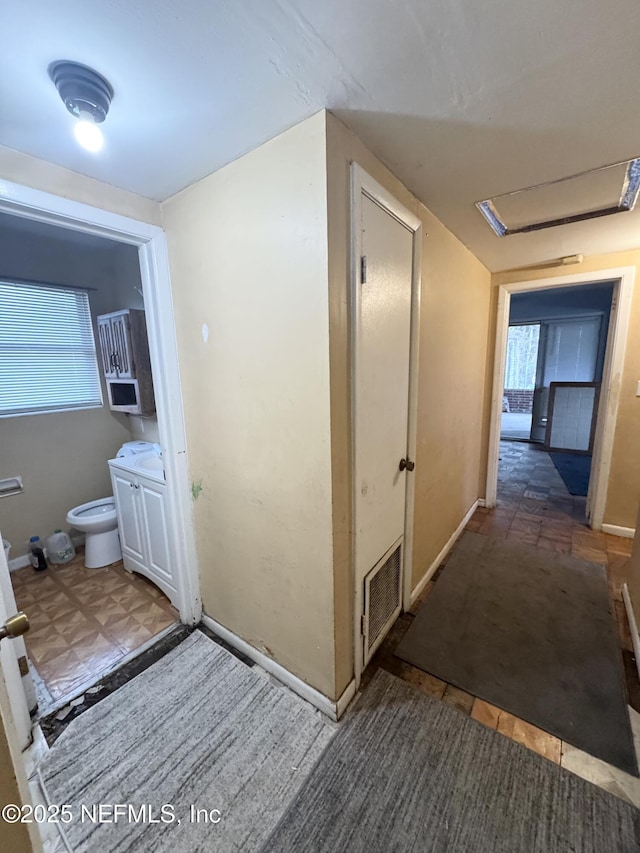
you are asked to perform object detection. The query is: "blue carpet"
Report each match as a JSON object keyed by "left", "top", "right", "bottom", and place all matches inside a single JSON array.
[{"left": 550, "top": 452, "right": 591, "bottom": 496}]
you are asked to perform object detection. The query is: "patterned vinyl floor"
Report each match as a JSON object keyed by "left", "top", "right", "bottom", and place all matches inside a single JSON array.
[{"left": 11, "top": 553, "right": 177, "bottom": 707}]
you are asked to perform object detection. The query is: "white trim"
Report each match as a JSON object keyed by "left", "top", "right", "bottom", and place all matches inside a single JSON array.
[
  {"left": 201, "top": 614, "right": 356, "bottom": 721},
  {"left": 486, "top": 286, "right": 510, "bottom": 508},
  {"left": 0, "top": 179, "right": 200, "bottom": 625},
  {"left": 477, "top": 498, "right": 487, "bottom": 508},
  {"left": 602, "top": 524, "right": 636, "bottom": 539},
  {"left": 336, "top": 678, "right": 357, "bottom": 719},
  {"left": 350, "top": 163, "right": 422, "bottom": 689},
  {"left": 410, "top": 499, "right": 479, "bottom": 604},
  {"left": 486, "top": 267, "right": 635, "bottom": 530},
  {"left": 622, "top": 584, "right": 640, "bottom": 681}
]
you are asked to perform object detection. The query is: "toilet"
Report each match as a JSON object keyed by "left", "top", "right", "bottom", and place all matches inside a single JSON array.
[{"left": 66, "top": 497, "right": 121, "bottom": 569}]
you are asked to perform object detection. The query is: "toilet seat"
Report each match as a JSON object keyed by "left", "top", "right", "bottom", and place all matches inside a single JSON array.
[{"left": 68, "top": 498, "right": 116, "bottom": 521}]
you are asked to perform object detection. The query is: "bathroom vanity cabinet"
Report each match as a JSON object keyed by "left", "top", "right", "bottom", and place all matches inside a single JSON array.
[
  {"left": 97, "top": 308, "right": 155, "bottom": 415},
  {"left": 108, "top": 461, "right": 177, "bottom": 607}
]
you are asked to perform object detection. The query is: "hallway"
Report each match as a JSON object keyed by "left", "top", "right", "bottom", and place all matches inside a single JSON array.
[{"left": 364, "top": 440, "right": 640, "bottom": 804}]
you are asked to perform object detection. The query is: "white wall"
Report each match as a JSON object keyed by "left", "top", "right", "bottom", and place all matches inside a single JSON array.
[{"left": 162, "top": 112, "right": 337, "bottom": 696}]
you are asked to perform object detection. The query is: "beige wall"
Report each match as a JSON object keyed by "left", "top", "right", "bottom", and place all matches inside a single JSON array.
[
  {"left": 493, "top": 250, "right": 640, "bottom": 529},
  {"left": 0, "top": 145, "right": 160, "bottom": 226},
  {"left": 326, "top": 114, "right": 493, "bottom": 695},
  {"left": 162, "top": 112, "right": 338, "bottom": 697}
]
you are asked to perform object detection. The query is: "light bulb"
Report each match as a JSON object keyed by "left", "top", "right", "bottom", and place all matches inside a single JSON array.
[{"left": 74, "top": 119, "right": 103, "bottom": 152}]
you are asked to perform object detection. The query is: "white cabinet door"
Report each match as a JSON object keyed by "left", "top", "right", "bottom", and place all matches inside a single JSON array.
[
  {"left": 139, "top": 478, "right": 174, "bottom": 589},
  {"left": 111, "top": 471, "right": 146, "bottom": 563}
]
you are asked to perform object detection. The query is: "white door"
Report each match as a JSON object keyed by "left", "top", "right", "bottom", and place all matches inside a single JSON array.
[
  {"left": 0, "top": 533, "right": 32, "bottom": 750},
  {"left": 355, "top": 190, "right": 415, "bottom": 668}
]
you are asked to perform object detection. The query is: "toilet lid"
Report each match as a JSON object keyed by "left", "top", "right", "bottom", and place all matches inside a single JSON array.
[{"left": 75, "top": 503, "right": 114, "bottom": 518}]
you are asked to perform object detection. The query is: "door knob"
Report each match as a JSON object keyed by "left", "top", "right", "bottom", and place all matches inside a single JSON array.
[
  {"left": 0, "top": 612, "right": 30, "bottom": 641},
  {"left": 399, "top": 458, "right": 415, "bottom": 472}
]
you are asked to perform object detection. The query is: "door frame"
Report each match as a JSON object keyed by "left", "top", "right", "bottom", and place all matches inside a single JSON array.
[
  {"left": 0, "top": 179, "right": 201, "bottom": 625},
  {"left": 486, "top": 267, "right": 635, "bottom": 529},
  {"left": 350, "top": 164, "right": 422, "bottom": 686}
]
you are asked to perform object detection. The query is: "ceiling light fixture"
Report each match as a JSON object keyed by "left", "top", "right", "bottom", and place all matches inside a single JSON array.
[{"left": 49, "top": 61, "right": 113, "bottom": 153}]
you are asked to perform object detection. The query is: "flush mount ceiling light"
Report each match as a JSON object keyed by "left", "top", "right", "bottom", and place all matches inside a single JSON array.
[
  {"left": 49, "top": 60, "right": 113, "bottom": 153},
  {"left": 476, "top": 157, "right": 640, "bottom": 237}
]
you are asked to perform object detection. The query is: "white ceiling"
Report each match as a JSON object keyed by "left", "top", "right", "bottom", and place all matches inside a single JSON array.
[{"left": 3, "top": 0, "right": 640, "bottom": 271}]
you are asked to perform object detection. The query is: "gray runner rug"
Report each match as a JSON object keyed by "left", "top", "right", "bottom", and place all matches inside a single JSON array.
[
  {"left": 395, "top": 532, "right": 637, "bottom": 775},
  {"left": 260, "top": 669, "right": 640, "bottom": 853},
  {"left": 39, "top": 630, "right": 334, "bottom": 852}
]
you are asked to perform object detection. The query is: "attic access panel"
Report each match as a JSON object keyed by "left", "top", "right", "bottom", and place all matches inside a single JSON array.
[{"left": 476, "top": 157, "right": 640, "bottom": 236}]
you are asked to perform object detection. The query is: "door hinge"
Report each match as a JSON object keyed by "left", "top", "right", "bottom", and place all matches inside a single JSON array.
[{"left": 360, "top": 255, "right": 367, "bottom": 284}]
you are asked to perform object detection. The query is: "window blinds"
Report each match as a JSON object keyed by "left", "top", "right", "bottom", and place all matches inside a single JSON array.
[{"left": 0, "top": 280, "right": 102, "bottom": 416}]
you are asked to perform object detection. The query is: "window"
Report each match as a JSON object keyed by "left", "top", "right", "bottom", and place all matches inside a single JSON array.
[{"left": 0, "top": 280, "right": 102, "bottom": 417}]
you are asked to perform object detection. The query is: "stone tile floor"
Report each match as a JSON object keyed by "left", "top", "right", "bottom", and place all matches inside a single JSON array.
[
  {"left": 362, "top": 440, "right": 640, "bottom": 806},
  {"left": 11, "top": 551, "right": 178, "bottom": 710}
]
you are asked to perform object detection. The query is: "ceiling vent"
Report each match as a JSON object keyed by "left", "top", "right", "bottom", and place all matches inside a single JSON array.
[{"left": 476, "top": 158, "right": 640, "bottom": 237}]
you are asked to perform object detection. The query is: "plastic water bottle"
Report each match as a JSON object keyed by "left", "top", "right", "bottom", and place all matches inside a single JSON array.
[
  {"left": 46, "top": 530, "right": 75, "bottom": 564},
  {"left": 28, "top": 536, "right": 48, "bottom": 572}
]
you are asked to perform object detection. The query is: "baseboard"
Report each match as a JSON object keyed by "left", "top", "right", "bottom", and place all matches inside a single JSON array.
[
  {"left": 477, "top": 498, "right": 487, "bottom": 508},
  {"left": 8, "top": 553, "right": 31, "bottom": 572},
  {"left": 602, "top": 524, "right": 635, "bottom": 539},
  {"left": 8, "top": 534, "right": 85, "bottom": 572},
  {"left": 410, "top": 499, "right": 479, "bottom": 604},
  {"left": 200, "top": 613, "right": 356, "bottom": 722},
  {"left": 622, "top": 584, "right": 640, "bottom": 681}
]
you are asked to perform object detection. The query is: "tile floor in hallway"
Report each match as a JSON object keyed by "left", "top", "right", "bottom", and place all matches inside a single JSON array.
[
  {"left": 363, "top": 440, "right": 640, "bottom": 805},
  {"left": 11, "top": 551, "right": 178, "bottom": 709}
]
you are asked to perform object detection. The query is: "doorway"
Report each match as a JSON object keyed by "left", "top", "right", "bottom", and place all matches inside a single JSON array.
[
  {"left": 487, "top": 267, "right": 635, "bottom": 530},
  {"left": 501, "top": 283, "right": 613, "bottom": 450},
  {"left": 0, "top": 178, "right": 199, "bottom": 736},
  {"left": 351, "top": 166, "right": 421, "bottom": 685}
]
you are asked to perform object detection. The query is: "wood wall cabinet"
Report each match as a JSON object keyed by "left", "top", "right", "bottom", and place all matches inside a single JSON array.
[{"left": 96, "top": 308, "right": 155, "bottom": 415}]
